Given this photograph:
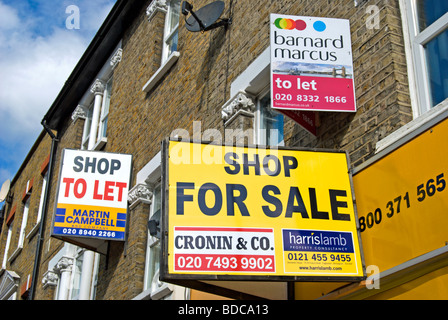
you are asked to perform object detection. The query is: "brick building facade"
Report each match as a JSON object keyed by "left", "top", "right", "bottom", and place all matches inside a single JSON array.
[{"left": 1, "top": 0, "right": 447, "bottom": 300}]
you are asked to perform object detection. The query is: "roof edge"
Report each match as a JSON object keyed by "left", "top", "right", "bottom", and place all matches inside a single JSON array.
[{"left": 42, "top": 0, "right": 147, "bottom": 130}]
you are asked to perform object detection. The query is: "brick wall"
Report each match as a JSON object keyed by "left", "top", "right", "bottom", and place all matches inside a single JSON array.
[
  {"left": 0, "top": 131, "right": 52, "bottom": 300},
  {"left": 284, "top": 0, "right": 412, "bottom": 166},
  {"left": 0, "top": 0, "right": 415, "bottom": 300},
  {"left": 94, "top": 0, "right": 413, "bottom": 299}
]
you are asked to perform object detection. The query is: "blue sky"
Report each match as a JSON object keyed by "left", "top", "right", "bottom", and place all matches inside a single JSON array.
[{"left": 0, "top": 0, "right": 116, "bottom": 201}]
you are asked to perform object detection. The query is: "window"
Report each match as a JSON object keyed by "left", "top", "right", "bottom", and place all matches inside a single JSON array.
[
  {"left": 36, "top": 171, "right": 48, "bottom": 225},
  {"left": 70, "top": 249, "right": 99, "bottom": 301},
  {"left": 142, "top": 1, "right": 180, "bottom": 93},
  {"left": 70, "top": 250, "right": 83, "bottom": 300},
  {"left": 81, "top": 76, "right": 113, "bottom": 151},
  {"left": 162, "top": 0, "right": 181, "bottom": 63},
  {"left": 17, "top": 198, "right": 30, "bottom": 249},
  {"left": 405, "top": 0, "right": 448, "bottom": 114},
  {"left": 77, "top": 44, "right": 121, "bottom": 151},
  {"left": 81, "top": 101, "right": 93, "bottom": 150},
  {"left": 28, "top": 170, "right": 47, "bottom": 239},
  {"left": 144, "top": 183, "right": 161, "bottom": 292},
  {"left": 2, "top": 224, "right": 13, "bottom": 269},
  {"left": 131, "top": 152, "right": 178, "bottom": 300},
  {"left": 256, "top": 89, "right": 284, "bottom": 146},
  {"left": 98, "top": 77, "right": 112, "bottom": 143},
  {"left": 228, "top": 47, "right": 285, "bottom": 147}
]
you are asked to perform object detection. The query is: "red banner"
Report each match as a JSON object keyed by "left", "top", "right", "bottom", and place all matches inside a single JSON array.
[{"left": 272, "top": 74, "right": 356, "bottom": 112}]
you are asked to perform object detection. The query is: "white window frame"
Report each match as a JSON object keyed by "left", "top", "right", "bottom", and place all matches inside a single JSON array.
[
  {"left": 8, "top": 197, "right": 31, "bottom": 262},
  {"left": 132, "top": 152, "right": 185, "bottom": 300},
  {"left": 35, "top": 171, "right": 48, "bottom": 225},
  {"left": 1, "top": 224, "right": 13, "bottom": 270},
  {"left": 97, "top": 77, "right": 112, "bottom": 143},
  {"left": 162, "top": 0, "right": 181, "bottom": 63},
  {"left": 143, "top": 181, "right": 162, "bottom": 293},
  {"left": 0, "top": 271, "right": 20, "bottom": 300},
  {"left": 142, "top": 1, "right": 180, "bottom": 93},
  {"left": 70, "top": 248, "right": 84, "bottom": 300},
  {"left": 255, "top": 86, "right": 285, "bottom": 146},
  {"left": 17, "top": 198, "right": 30, "bottom": 248},
  {"left": 400, "top": 0, "right": 448, "bottom": 117},
  {"left": 81, "top": 101, "right": 94, "bottom": 150},
  {"left": 376, "top": 1, "right": 448, "bottom": 153},
  {"left": 78, "top": 42, "right": 121, "bottom": 151},
  {"left": 81, "top": 76, "right": 112, "bottom": 151},
  {"left": 27, "top": 171, "right": 48, "bottom": 239},
  {"left": 230, "top": 47, "right": 285, "bottom": 147}
]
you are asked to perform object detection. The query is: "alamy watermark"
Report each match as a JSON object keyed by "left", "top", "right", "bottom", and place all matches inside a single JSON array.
[
  {"left": 366, "top": 264, "right": 380, "bottom": 290},
  {"left": 65, "top": 3, "right": 380, "bottom": 31},
  {"left": 66, "top": 5, "right": 80, "bottom": 30},
  {"left": 366, "top": 5, "right": 380, "bottom": 30},
  {"left": 169, "top": 121, "right": 281, "bottom": 165}
]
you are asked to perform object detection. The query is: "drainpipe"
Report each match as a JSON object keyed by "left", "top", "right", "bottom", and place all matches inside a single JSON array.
[{"left": 28, "top": 120, "right": 59, "bottom": 300}]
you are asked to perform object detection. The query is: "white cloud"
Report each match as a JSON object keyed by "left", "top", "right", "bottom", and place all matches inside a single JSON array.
[
  {"left": 0, "top": 1, "right": 20, "bottom": 30},
  {"left": 0, "top": 0, "right": 115, "bottom": 141},
  {"left": 0, "top": 31, "right": 86, "bottom": 142},
  {"left": 0, "top": 0, "right": 115, "bottom": 181}
]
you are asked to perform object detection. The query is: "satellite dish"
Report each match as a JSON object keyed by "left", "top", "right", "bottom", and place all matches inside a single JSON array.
[
  {"left": 182, "top": 1, "right": 231, "bottom": 33},
  {"left": 0, "top": 179, "right": 10, "bottom": 202}
]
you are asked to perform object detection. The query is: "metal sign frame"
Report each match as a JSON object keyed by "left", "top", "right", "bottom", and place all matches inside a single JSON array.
[
  {"left": 270, "top": 14, "right": 356, "bottom": 113},
  {"left": 160, "top": 139, "right": 366, "bottom": 284},
  {"left": 50, "top": 148, "right": 133, "bottom": 255}
]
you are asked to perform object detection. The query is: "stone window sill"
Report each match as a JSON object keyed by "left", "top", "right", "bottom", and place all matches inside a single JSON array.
[{"left": 142, "top": 52, "right": 180, "bottom": 93}]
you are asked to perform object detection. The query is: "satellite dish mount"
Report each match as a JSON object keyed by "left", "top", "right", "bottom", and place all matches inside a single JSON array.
[{"left": 182, "top": 1, "right": 231, "bottom": 33}]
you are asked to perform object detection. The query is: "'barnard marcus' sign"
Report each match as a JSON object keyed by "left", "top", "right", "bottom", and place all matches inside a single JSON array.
[
  {"left": 270, "top": 14, "right": 356, "bottom": 113},
  {"left": 52, "top": 149, "right": 132, "bottom": 244},
  {"left": 161, "top": 140, "right": 365, "bottom": 282}
]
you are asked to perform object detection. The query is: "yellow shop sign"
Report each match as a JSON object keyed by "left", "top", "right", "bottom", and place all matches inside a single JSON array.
[{"left": 160, "top": 140, "right": 365, "bottom": 282}]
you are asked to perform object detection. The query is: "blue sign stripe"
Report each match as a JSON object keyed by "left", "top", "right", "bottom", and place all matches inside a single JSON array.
[
  {"left": 283, "top": 229, "right": 354, "bottom": 253},
  {"left": 116, "top": 220, "right": 126, "bottom": 228},
  {"left": 117, "top": 213, "right": 127, "bottom": 220},
  {"left": 56, "top": 208, "right": 66, "bottom": 216},
  {"left": 53, "top": 227, "right": 125, "bottom": 241},
  {"left": 54, "top": 216, "right": 65, "bottom": 223}
]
